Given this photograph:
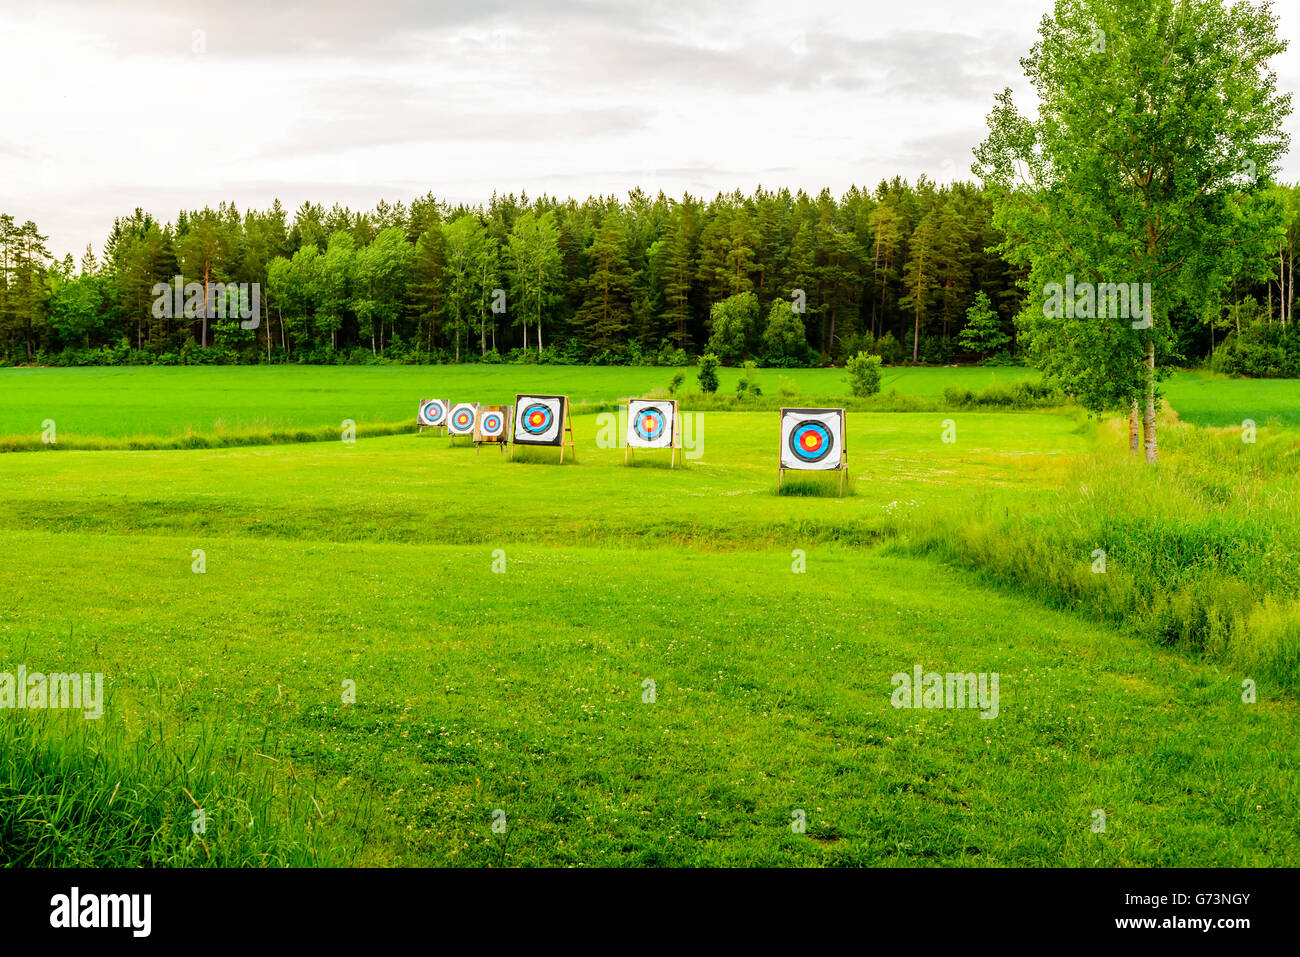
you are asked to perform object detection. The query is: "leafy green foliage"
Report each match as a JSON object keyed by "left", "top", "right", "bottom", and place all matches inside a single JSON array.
[
  {"left": 957, "top": 292, "right": 1009, "bottom": 358},
  {"left": 976, "top": 0, "right": 1294, "bottom": 457},
  {"left": 845, "top": 351, "right": 883, "bottom": 396},
  {"left": 705, "top": 292, "right": 759, "bottom": 362},
  {"left": 697, "top": 352, "right": 720, "bottom": 393}
]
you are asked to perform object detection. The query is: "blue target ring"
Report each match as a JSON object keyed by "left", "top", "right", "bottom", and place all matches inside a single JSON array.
[
  {"left": 451, "top": 408, "right": 474, "bottom": 431},
  {"left": 420, "top": 400, "right": 446, "bottom": 426},
  {"left": 481, "top": 411, "right": 504, "bottom": 435},
  {"left": 789, "top": 420, "right": 833, "bottom": 464},
  {"left": 521, "top": 403, "right": 553, "bottom": 435},
  {"left": 635, "top": 408, "right": 667, "bottom": 442}
]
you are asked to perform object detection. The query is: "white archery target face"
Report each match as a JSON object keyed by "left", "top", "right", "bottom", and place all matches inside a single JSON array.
[
  {"left": 476, "top": 406, "right": 507, "bottom": 439},
  {"left": 780, "top": 409, "right": 844, "bottom": 470},
  {"left": 418, "top": 398, "right": 448, "bottom": 427},
  {"left": 447, "top": 403, "right": 478, "bottom": 435},
  {"left": 626, "top": 399, "right": 674, "bottom": 449},
  {"left": 512, "top": 395, "right": 564, "bottom": 445}
]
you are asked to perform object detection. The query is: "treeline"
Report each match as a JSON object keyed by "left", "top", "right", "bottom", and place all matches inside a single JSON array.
[{"left": 1, "top": 180, "right": 1297, "bottom": 368}]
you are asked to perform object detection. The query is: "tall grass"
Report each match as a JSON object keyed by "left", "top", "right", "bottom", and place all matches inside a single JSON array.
[
  {"left": 0, "top": 706, "right": 366, "bottom": 866},
  {"left": 894, "top": 412, "right": 1300, "bottom": 690},
  {"left": 0, "top": 421, "right": 415, "bottom": 454}
]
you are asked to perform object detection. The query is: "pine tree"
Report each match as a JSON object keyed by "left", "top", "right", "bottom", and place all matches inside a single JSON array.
[
  {"left": 574, "top": 211, "right": 635, "bottom": 353},
  {"left": 900, "top": 212, "right": 941, "bottom": 362}
]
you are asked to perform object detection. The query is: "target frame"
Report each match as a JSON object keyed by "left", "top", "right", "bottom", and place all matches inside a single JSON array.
[
  {"left": 624, "top": 398, "right": 681, "bottom": 467},
  {"left": 778, "top": 407, "right": 848, "bottom": 494},
  {"left": 417, "top": 398, "right": 449, "bottom": 430},
  {"left": 509, "top": 394, "right": 575, "bottom": 462},
  {"left": 447, "top": 402, "right": 479, "bottom": 438},
  {"left": 474, "top": 404, "right": 511, "bottom": 450}
]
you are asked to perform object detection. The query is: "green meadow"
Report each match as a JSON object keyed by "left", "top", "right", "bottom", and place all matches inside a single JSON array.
[{"left": 1, "top": 366, "right": 1297, "bottom": 866}]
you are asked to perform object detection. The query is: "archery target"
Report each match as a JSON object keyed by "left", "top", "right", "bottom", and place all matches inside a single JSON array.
[
  {"left": 512, "top": 395, "right": 564, "bottom": 445},
  {"left": 626, "top": 399, "right": 675, "bottom": 449},
  {"left": 448, "top": 402, "right": 478, "bottom": 435},
  {"left": 418, "top": 398, "right": 448, "bottom": 427},
  {"left": 475, "top": 406, "right": 508, "bottom": 442},
  {"left": 780, "top": 408, "right": 844, "bottom": 470}
]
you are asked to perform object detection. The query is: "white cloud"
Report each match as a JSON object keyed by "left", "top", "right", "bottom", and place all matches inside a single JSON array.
[{"left": 0, "top": 0, "right": 1296, "bottom": 258}]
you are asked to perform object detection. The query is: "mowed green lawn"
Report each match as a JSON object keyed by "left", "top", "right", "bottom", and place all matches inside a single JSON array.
[
  {"left": 1, "top": 385, "right": 1297, "bottom": 866},
  {"left": 0, "top": 365, "right": 1029, "bottom": 442},
  {"left": 1, "top": 364, "right": 1292, "bottom": 446},
  {"left": 1161, "top": 369, "right": 1300, "bottom": 429},
  {"left": 0, "top": 411, "right": 1085, "bottom": 545}
]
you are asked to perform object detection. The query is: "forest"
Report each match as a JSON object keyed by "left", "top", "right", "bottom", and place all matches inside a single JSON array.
[{"left": 1, "top": 178, "right": 1298, "bottom": 370}]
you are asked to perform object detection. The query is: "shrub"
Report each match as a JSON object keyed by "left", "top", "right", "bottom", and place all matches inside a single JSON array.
[
  {"left": 761, "top": 298, "right": 810, "bottom": 366},
  {"left": 705, "top": 293, "right": 759, "bottom": 362},
  {"left": 1210, "top": 321, "right": 1300, "bottom": 378},
  {"left": 875, "top": 332, "right": 905, "bottom": 364},
  {"left": 697, "top": 353, "right": 720, "bottom": 393},
  {"left": 845, "top": 352, "right": 883, "bottom": 397},
  {"left": 735, "top": 361, "right": 763, "bottom": 399}
]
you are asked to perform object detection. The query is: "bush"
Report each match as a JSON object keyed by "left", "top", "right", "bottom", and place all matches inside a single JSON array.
[
  {"left": 760, "top": 299, "right": 811, "bottom": 366},
  {"left": 668, "top": 371, "right": 686, "bottom": 394},
  {"left": 874, "top": 332, "right": 905, "bottom": 364},
  {"left": 735, "top": 361, "right": 763, "bottom": 399},
  {"left": 660, "top": 345, "right": 690, "bottom": 367},
  {"left": 697, "top": 353, "right": 720, "bottom": 393},
  {"left": 1210, "top": 321, "right": 1300, "bottom": 378},
  {"left": 941, "top": 379, "right": 1067, "bottom": 409},
  {"left": 706, "top": 293, "right": 759, "bottom": 362},
  {"left": 845, "top": 352, "right": 883, "bottom": 397},
  {"left": 982, "top": 350, "right": 1018, "bottom": 366}
]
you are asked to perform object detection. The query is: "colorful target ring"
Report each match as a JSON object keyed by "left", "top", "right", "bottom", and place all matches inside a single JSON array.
[
  {"left": 451, "top": 407, "right": 475, "bottom": 431},
  {"left": 634, "top": 408, "right": 667, "bottom": 442},
  {"left": 418, "top": 399, "right": 447, "bottom": 427},
  {"left": 788, "top": 420, "right": 833, "bottom": 464},
  {"left": 521, "top": 403, "right": 554, "bottom": 435},
  {"left": 480, "top": 410, "right": 505, "bottom": 436}
]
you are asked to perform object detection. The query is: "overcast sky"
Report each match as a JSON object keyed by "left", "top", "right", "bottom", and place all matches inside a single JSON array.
[{"left": 3, "top": 0, "right": 1299, "bottom": 260}]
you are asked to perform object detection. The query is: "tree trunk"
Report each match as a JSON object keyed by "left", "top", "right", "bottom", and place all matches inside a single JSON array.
[
  {"left": 1129, "top": 401, "right": 1140, "bottom": 455},
  {"left": 1142, "top": 341, "right": 1157, "bottom": 463},
  {"left": 202, "top": 262, "right": 210, "bottom": 348}
]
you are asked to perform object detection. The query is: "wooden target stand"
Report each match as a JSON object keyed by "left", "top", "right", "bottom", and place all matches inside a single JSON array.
[
  {"left": 624, "top": 402, "right": 684, "bottom": 468},
  {"left": 474, "top": 405, "right": 511, "bottom": 455},
  {"left": 508, "top": 395, "right": 576, "bottom": 463},
  {"left": 778, "top": 408, "right": 849, "bottom": 496}
]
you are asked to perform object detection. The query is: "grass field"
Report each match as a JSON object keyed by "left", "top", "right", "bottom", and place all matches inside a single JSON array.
[
  {"left": 0, "top": 364, "right": 1032, "bottom": 448},
  {"left": 1, "top": 364, "right": 1290, "bottom": 448},
  {"left": 1, "top": 365, "right": 1297, "bottom": 866}
]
